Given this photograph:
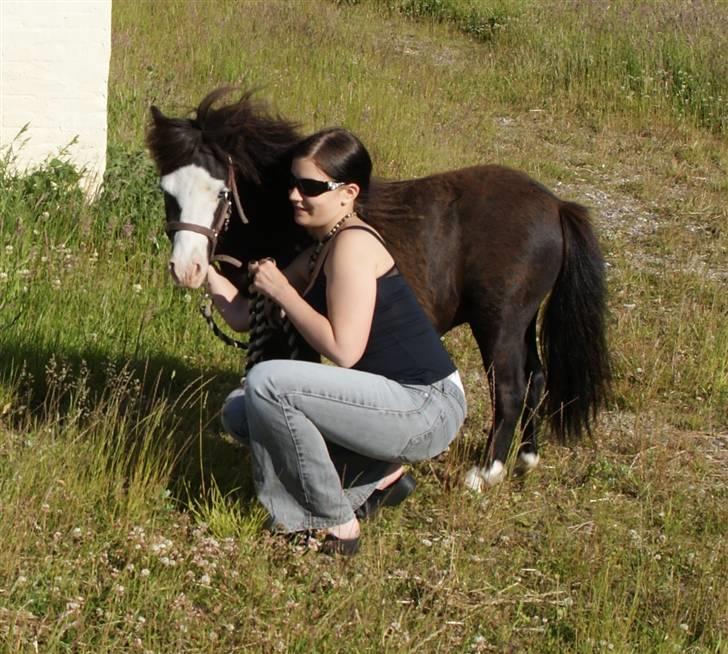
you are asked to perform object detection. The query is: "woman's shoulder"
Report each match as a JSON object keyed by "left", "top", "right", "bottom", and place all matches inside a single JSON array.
[
  {"left": 336, "top": 221, "right": 386, "bottom": 245},
  {"left": 326, "top": 222, "right": 394, "bottom": 276}
]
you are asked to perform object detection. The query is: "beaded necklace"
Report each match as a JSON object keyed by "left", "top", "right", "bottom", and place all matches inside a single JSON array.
[{"left": 308, "top": 211, "right": 353, "bottom": 275}]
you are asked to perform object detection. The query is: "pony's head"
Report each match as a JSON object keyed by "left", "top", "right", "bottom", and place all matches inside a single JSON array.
[{"left": 146, "top": 88, "right": 302, "bottom": 288}]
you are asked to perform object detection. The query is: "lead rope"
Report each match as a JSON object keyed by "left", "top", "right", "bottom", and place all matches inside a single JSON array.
[
  {"left": 243, "top": 282, "right": 281, "bottom": 375},
  {"left": 242, "top": 211, "right": 353, "bottom": 377},
  {"left": 200, "top": 295, "right": 248, "bottom": 350}
]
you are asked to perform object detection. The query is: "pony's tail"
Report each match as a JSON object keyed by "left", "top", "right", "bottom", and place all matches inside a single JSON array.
[{"left": 541, "top": 201, "right": 611, "bottom": 441}]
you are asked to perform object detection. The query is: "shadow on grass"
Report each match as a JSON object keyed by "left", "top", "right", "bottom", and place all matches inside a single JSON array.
[{"left": 0, "top": 338, "right": 256, "bottom": 509}]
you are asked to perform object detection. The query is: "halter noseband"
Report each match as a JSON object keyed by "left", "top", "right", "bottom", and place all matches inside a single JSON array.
[{"left": 164, "top": 156, "right": 249, "bottom": 266}]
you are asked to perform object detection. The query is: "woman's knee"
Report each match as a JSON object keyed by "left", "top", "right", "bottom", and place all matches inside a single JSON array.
[
  {"left": 245, "top": 360, "right": 297, "bottom": 405},
  {"left": 221, "top": 387, "right": 249, "bottom": 443}
]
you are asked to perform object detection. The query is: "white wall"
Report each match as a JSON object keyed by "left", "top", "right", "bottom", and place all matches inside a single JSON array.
[{"left": 0, "top": 0, "right": 112, "bottom": 194}]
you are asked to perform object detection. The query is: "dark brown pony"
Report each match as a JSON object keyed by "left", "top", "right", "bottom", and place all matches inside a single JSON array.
[{"left": 147, "top": 89, "right": 610, "bottom": 488}]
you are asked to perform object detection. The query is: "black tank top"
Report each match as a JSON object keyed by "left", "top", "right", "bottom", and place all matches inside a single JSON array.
[{"left": 304, "top": 226, "right": 456, "bottom": 385}]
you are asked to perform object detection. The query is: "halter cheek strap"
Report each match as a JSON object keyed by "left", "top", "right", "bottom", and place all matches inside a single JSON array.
[{"left": 227, "top": 164, "right": 248, "bottom": 225}]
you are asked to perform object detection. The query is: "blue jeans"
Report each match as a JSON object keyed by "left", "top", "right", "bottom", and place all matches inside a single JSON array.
[{"left": 221, "top": 359, "right": 466, "bottom": 532}]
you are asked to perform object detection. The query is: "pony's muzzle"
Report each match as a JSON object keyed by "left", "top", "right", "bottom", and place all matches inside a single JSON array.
[{"left": 169, "top": 258, "right": 205, "bottom": 288}]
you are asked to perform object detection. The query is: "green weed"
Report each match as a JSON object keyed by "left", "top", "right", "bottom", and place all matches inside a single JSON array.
[{"left": 0, "top": 0, "right": 726, "bottom": 651}]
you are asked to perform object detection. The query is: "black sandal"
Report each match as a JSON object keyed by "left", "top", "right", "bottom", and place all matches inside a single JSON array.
[
  {"left": 320, "top": 533, "right": 360, "bottom": 556},
  {"left": 355, "top": 473, "right": 417, "bottom": 520}
]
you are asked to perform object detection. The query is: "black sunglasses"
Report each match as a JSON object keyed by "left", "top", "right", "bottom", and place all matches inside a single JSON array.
[{"left": 289, "top": 174, "right": 345, "bottom": 197}]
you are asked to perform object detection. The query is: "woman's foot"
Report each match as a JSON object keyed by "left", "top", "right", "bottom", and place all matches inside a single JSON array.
[
  {"left": 376, "top": 465, "right": 406, "bottom": 490},
  {"left": 326, "top": 516, "right": 360, "bottom": 540},
  {"left": 321, "top": 517, "right": 360, "bottom": 556},
  {"left": 355, "top": 471, "right": 417, "bottom": 520}
]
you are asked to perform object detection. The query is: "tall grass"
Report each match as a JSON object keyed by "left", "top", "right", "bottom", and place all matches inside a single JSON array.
[
  {"left": 1, "top": 0, "right": 726, "bottom": 651},
  {"left": 371, "top": 0, "right": 728, "bottom": 134}
]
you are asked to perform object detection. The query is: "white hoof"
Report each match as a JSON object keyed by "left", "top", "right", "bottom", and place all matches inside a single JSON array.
[
  {"left": 481, "top": 460, "right": 506, "bottom": 486},
  {"left": 516, "top": 451, "right": 541, "bottom": 473},
  {"left": 464, "top": 461, "right": 506, "bottom": 492},
  {"left": 464, "top": 466, "right": 485, "bottom": 492}
]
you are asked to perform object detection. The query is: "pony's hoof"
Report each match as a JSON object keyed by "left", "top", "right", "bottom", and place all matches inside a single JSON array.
[
  {"left": 464, "top": 466, "right": 485, "bottom": 492},
  {"left": 481, "top": 460, "right": 506, "bottom": 486},
  {"left": 464, "top": 461, "right": 506, "bottom": 491},
  {"left": 514, "top": 451, "right": 541, "bottom": 476}
]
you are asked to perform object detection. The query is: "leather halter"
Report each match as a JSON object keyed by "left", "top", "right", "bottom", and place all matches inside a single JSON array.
[
  {"left": 164, "top": 157, "right": 249, "bottom": 267},
  {"left": 163, "top": 156, "right": 252, "bottom": 349}
]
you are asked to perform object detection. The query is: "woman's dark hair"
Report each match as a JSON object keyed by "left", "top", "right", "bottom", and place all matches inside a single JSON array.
[{"left": 290, "top": 128, "right": 372, "bottom": 200}]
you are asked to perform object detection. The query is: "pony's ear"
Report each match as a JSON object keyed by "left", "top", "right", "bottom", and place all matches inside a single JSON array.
[{"left": 150, "top": 105, "right": 165, "bottom": 124}]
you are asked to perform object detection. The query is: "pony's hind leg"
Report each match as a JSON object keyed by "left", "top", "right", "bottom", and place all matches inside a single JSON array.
[
  {"left": 464, "top": 323, "right": 528, "bottom": 491},
  {"left": 515, "top": 317, "right": 544, "bottom": 475}
]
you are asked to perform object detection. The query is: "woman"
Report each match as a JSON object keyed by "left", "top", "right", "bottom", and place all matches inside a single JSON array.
[{"left": 206, "top": 128, "right": 466, "bottom": 555}]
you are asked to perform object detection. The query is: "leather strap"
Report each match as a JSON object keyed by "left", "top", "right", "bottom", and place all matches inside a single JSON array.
[{"left": 302, "top": 224, "right": 388, "bottom": 297}]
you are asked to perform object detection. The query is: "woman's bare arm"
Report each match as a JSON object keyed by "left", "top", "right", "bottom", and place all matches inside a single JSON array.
[{"left": 250, "top": 231, "right": 389, "bottom": 367}]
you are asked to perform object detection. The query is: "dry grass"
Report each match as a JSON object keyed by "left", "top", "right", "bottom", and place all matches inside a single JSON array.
[{"left": 0, "top": 0, "right": 726, "bottom": 651}]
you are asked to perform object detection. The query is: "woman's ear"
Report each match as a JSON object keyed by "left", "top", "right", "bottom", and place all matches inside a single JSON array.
[{"left": 342, "top": 183, "right": 360, "bottom": 203}]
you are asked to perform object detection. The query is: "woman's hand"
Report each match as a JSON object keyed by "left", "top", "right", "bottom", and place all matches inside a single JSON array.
[{"left": 249, "top": 259, "right": 294, "bottom": 305}]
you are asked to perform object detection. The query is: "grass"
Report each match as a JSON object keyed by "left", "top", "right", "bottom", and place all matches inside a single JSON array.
[{"left": 1, "top": 0, "right": 726, "bottom": 651}]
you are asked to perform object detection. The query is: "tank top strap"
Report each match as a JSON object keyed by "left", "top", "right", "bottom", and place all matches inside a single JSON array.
[
  {"left": 303, "top": 225, "right": 399, "bottom": 296},
  {"left": 315, "top": 224, "right": 389, "bottom": 274},
  {"left": 334, "top": 224, "right": 387, "bottom": 246}
]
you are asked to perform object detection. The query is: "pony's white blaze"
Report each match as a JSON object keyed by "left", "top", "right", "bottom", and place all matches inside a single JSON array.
[{"left": 161, "top": 164, "right": 226, "bottom": 288}]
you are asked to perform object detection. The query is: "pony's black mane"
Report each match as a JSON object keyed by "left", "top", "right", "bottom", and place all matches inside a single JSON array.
[{"left": 147, "top": 88, "right": 302, "bottom": 183}]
